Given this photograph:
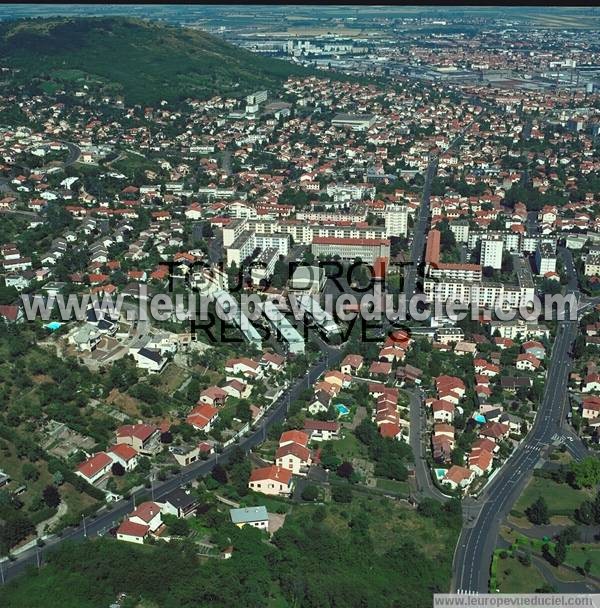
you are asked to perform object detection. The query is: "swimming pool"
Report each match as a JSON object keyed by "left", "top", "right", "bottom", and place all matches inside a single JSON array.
[
  {"left": 473, "top": 414, "right": 486, "bottom": 424},
  {"left": 45, "top": 322, "right": 63, "bottom": 331},
  {"left": 335, "top": 404, "right": 350, "bottom": 416},
  {"left": 435, "top": 468, "right": 447, "bottom": 481}
]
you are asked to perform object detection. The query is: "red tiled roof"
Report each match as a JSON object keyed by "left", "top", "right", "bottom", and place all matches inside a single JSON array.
[
  {"left": 109, "top": 443, "right": 138, "bottom": 462},
  {"left": 77, "top": 452, "right": 112, "bottom": 479},
  {"left": 279, "top": 430, "right": 309, "bottom": 447},
  {"left": 249, "top": 465, "right": 292, "bottom": 485},
  {"left": 117, "top": 519, "right": 149, "bottom": 538},
  {"left": 130, "top": 501, "right": 161, "bottom": 523}
]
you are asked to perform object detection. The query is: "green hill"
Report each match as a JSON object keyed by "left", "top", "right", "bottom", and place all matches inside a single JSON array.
[{"left": 0, "top": 17, "right": 307, "bottom": 104}]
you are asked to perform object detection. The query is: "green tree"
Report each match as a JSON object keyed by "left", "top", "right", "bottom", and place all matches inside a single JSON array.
[
  {"left": 571, "top": 457, "right": 600, "bottom": 488},
  {"left": 526, "top": 496, "right": 549, "bottom": 525},
  {"left": 212, "top": 463, "right": 228, "bottom": 485},
  {"left": 301, "top": 484, "right": 319, "bottom": 502},
  {"left": 331, "top": 485, "right": 352, "bottom": 503},
  {"left": 21, "top": 462, "right": 39, "bottom": 481},
  {"left": 42, "top": 485, "right": 61, "bottom": 509}
]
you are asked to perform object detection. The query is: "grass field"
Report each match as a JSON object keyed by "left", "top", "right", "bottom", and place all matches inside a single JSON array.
[
  {"left": 494, "top": 554, "right": 546, "bottom": 592},
  {"left": 330, "top": 430, "right": 368, "bottom": 461},
  {"left": 110, "top": 151, "right": 158, "bottom": 179},
  {"left": 376, "top": 478, "right": 410, "bottom": 496},
  {"left": 567, "top": 544, "right": 600, "bottom": 578},
  {"left": 157, "top": 363, "right": 189, "bottom": 396},
  {"left": 513, "top": 477, "right": 590, "bottom": 518},
  {"left": 297, "top": 493, "right": 457, "bottom": 559}
]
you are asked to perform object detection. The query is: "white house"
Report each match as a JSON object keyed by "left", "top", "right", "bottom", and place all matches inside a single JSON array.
[{"left": 229, "top": 506, "right": 269, "bottom": 531}]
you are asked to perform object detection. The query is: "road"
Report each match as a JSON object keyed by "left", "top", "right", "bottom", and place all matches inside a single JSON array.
[
  {"left": 408, "top": 388, "right": 449, "bottom": 501},
  {"left": 402, "top": 153, "right": 438, "bottom": 301},
  {"left": 0, "top": 340, "right": 342, "bottom": 584},
  {"left": 401, "top": 124, "right": 471, "bottom": 304},
  {"left": 453, "top": 245, "right": 583, "bottom": 593}
]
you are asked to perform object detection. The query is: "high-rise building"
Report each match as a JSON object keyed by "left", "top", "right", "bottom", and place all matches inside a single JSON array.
[
  {"left": 480, "top": 235, "right": 504, "bottom": 270},
  {"left": 385, "top": 204, "right": 408, "bottom": 238}
]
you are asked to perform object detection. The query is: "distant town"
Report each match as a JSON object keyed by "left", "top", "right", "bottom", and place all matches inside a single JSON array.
[{"left": 0, "top": 5, "right": 599, "bottom": 607}]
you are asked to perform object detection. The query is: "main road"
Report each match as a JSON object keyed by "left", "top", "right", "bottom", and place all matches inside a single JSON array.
[
  {"left": 453, "top": 248, "right": 583, "bottom": 592},
  {"left": 0, "top": 340, "right": 342, "bottom": 584}
]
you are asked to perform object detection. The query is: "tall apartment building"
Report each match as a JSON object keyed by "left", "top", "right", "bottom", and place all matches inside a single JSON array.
[
  {"left": 449, "top": 219, "right": 470, "bottom": 244},
  {"left": 385, "top": 204, "right": 409, "bottom": 238},
  {"left": 534, "top": 242, "right": 557, "bottom": 276},
  {"left": 480, "top": 234, "right": 504, "bottom": 270},
  {"left": 468, "top": 230, "right": 521, "bottom": 254}
]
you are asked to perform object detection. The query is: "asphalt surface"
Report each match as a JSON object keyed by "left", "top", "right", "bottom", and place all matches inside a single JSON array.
[
  {"left": 0, "top": 340, "right": 342, "bottom": 584},
  {"left": 403, "top": 153, "right": 438, "bottom": 301},
  {"left": 453, "top": 245, "right": 584, "bottom": 593},
  {"left": 408, "top": 388, "right": 449, "bottom": 501},
  {"left": 402, "top": 124, "right": 470, "bottom": 303}
]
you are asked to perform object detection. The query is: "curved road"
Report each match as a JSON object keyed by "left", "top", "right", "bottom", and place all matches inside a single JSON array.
[
  {"left": 408, "top": 388, "right": 450, "bottom": 501},
  {"left": 0, "top": 341, "right": 342, "bottom": 584}
]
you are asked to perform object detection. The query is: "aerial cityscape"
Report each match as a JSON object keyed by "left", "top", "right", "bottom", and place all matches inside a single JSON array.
[{"left": 0, "top": 4, "right": 600, "bottom": 607}]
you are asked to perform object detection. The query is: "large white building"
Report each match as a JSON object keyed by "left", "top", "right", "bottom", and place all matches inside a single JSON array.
[
  {"left": 535, "top": 242, "right": 557, "bottom": 276},
  {"left": 331, "top": 113, "right": 376, "bottom": 131},
  {"left": 480, "top": 234, "right": 504, "bottom": 270},
  {"left": 385, "top": 204, "right": 409, "bottom": 238},
  {"left": 585, "top": 252, "right": 600, "bottom": 277},
  {"left": 311, "top": 236, "right": 390, "bottom": 263},
  {"left": 223, "top": 217, "right": 385, "bottom": 248},
  {"left": 449, "top": 220, "right": 470, "bottom": 244},
  {"left": 226, "top": 231, "right": 290, "bottom": 267},
  {"left": 424, "top": 258, "right": 535, "bottom": 311}
]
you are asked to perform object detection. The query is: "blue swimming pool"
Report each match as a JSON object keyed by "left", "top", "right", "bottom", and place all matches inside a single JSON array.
[
  {"left": 45, "top": 322, "right": 62, "bottom": 331},
  {"left": 474, "top": 413, "right": 486, "bottom": 424},
  {"left": 435, "top": 468, "right": 447, "bottom": 481},
  {"left": 335, "top": 404, "right": 350, "bottom": 416}
]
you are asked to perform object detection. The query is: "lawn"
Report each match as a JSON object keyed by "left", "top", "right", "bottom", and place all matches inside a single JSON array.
[
  {"left": 188, "top": 517, "right": 211, "bottom": 539},
  {"left": 111, "top": 151, "right": 158, "bottom": 178},
  {"left": 242, "top": 491, "right": 290, "bottom": 514},
  {"left": 513, "top": 477, "right": 590, "bottom": 518},
  {"left": 494, "top": 554, "right": 546, "bottom": 593},
  {"left": 376, "top": 478, "right": 410, "bottom": 496},
  {"left": 567, "top": 544, "right": 600, "bottom": 578},
  {"left": 330, "top": 430, "right": 368, "bottom": 461},
  {"left": 0, "top": 441, "right": 54, "bottom": 512},
  {"left": 157, "top": 363, "right": 189, "bottom": 396}
]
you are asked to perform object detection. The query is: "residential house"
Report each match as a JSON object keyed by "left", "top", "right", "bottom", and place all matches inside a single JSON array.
[
  {"left": 161, "top": 488, "right": 200, "bottom": 518},
  {"left": 199, "top": 386, "right": 228, "bottom": 407},
  {"left": 115, "top": 424, "right": 160, "bottom": 455},
  {"left": 275, "top": 442, "right": 311, "bottom": 475},
  {"left": 187, "top": 404, "right": 219, "bottom": 432},
  {"left": 128, "top": 501, "right": 163, "bottom": 533},
  {"left": 340, "top": 354, "right": 364, "bottom": 375},
  {"left": 248, "top": 465, "right": 294, "bottom": 496},
  {"left": 303, "top": 419, "right": 340, "bottom": 442},
  {"left": 116, "top": 519, "right": 150, "bottom": 544},
  {"left": 431, "top": 399, "right": 454, "bottom": 423},
  {"left": 107, "top": 444, "right": 139, "bottom": 472},
  {"left": 516, "top": 353, "right": 541, "bottom": 372},
  {"left": 75, "top": 452, "right": 113, "bottom": 485},
  {"left": 229, "top": 506, "right": 269, "bottom": 531},
  {"left": 442, "top": 465, "right": 475, "bottom": 490}
]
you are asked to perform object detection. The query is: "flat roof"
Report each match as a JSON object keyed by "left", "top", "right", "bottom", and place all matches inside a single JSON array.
[{"left": 230, "top": 506, "right": 268, "bottom": 524}]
